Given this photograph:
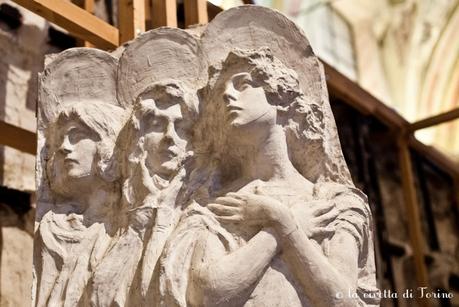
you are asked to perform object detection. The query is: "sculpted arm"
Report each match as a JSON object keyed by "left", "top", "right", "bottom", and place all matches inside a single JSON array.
[
  {"left": 281, "top": 222, "right": 361, "bottom": 307},
  {"left": 188, "top": 227, "right": 279, "bottom": 306},
  {"left": 208, "top": 192, "right": 363, "bottom": 307}
]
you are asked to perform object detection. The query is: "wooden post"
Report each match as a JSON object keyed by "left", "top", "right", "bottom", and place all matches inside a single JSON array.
[
  {"left": 145, "top": 0, "right": 152, "bottom": 29},
  {"left": 454, "top": 178, "right": 459, "bottom": 212},
  {"left": 84, "top": 0, "right": 94, "bottom": 15},
  {"left": 398, "top": 135, "right": 430, "bottom": 307},
  {"left": 119, "top": 0, "right": 146, "bottom": 44},
  {"left": 83, "top": 0, "right": 95, "bottom": 47},
  {"left": 184, "top": 0, "right": 208, "bottom": 28},
  {"left": 11, "top": 0, "right": 119, "bottom": 49},
  {"left": 151, "top": 0, "right": 177, "bottom": 28}
]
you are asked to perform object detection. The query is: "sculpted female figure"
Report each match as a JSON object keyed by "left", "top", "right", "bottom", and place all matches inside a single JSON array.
[
  {"left": 34, "top": 101, "right": 125, "bottom": 307},
  {"left": 89, "top": 81, "right": 198, "bottom": 306},
  {"left": 33, "top": 49, "right": 126, "bottom": 307},
  {"left": 88, "top": 28, "right": 207, "bottom": 306},
  {"left": 159, "top": 49, "right": 378, "bottom": 307}
]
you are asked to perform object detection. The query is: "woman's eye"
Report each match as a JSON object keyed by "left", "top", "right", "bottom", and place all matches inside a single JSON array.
[
  {"left": 235, "top": 79, "right": 252, "bottom": 91},
  {"left": 240, "top": 82, "right": 251, "bottom": 90},
  {"left": 68, "top": 129, "right": 87, "bottom": 143}
]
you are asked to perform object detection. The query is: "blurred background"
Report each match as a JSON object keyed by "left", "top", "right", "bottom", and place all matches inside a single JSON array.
[{"left": 0, "top": 0, "right": 457, "bottom": 306}]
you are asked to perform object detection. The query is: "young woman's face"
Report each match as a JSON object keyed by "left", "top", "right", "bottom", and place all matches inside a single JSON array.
[
  {"left": 222, "top": 72, "right": 276, "bottom": 129},
  {"left": 49, "top": 119, "right": 99, "bottom": 194}
]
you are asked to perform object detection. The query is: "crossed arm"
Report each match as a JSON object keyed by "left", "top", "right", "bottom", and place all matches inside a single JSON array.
[
  {"left": 187, "top": 192, "right": 363, "bottom": 307},
  {"left": 188, "top": 227, "right": 279, "bottom": 306}
]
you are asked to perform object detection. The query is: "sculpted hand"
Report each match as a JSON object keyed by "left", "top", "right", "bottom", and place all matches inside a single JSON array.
[
  {"left": 207, "top": 191, "right": 296, "bottom": 235},
  {"left": 139, "top": 151, "right": 156, "bottom": 195},
  {"left": 125, "top": 151, "right": 157, "bottom": 233},
  {"left": 290, "top": 200, "right": 339, "bottom": 238}
]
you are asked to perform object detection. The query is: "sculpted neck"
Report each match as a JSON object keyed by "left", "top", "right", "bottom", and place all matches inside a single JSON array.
[
  {"left": 83, "top": 183, "right": 118, "bottom": 223},
  {"left": 234, "top": 125, "right": 299, "bottom": 182},
  {"left": 55, "top": 179, "right": 118, "bottom": 225}
]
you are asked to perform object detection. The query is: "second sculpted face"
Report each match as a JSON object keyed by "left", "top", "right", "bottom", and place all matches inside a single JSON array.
[
  {"left": 222, "top": 72, "right": 276, "bottom": 129},
  {"left": 141, "top": 99, "right": 190, "bottom": 179}
]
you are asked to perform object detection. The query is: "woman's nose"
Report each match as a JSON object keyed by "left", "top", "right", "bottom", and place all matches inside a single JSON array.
[
  {"left": 223, "top": 83, "right": 238, "bottom": 104},
  {"left": 58, "top": 135, "right": 72, "bottom": 154}
]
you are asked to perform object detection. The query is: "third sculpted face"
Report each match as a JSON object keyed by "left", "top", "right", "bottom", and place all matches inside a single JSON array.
[
  {"left": 141, "top": 99, "right": 190, "bottom": 179},
  {"left": 222, "top": 72, "right": 275, "bottom": 129},
  {"left": 54, "top": 121, "right": 98, "bottom": 181},
  {"left": 49, "top": 119, "right": 100, "bottom": 196}
]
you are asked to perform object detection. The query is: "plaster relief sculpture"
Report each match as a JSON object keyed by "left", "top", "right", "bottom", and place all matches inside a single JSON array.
[
  {"left": 34, "top": 49, "right": 126, "bottom": 307},
  {"left": 34, "top": 5, "right": 379, "bottom": 307},
  {"left": 87, "top": 28, "right": 205, "bottom": 306},
  {"left": 158, "top": 7, "right": 378, "bottom": 306},
  {"left": 158, "top": 48, "right": 379, "bottom": 307}
]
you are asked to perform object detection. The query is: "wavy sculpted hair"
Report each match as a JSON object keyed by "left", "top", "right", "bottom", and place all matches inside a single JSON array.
[
  {"left": 191, "top": 48, "right": 327, "bottom": 197},
  {"left": 46, "top": 101, "right": 126, "bottom": 196}
]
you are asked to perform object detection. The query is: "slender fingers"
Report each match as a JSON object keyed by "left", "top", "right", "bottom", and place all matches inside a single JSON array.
[
  {"left": 312, "top": 208, "right": 339, "bottom": 227},
  {"left": 215, "top": 196, "right": 245, "bottom": 207},
  {"left": 309, "top": 226, "right": 335, "bottom": 237},
  {"left": 225, "top": 192, "right": 248, "bottom": 200},
  {"left": 139, "top": 163, "right": 155, "bottom": 193},
  {"left": 215, "top": 215, "right": 243, "bottom": 223},
  {"left": 208, "top": 203, "right": 241, "bottom": 216}
]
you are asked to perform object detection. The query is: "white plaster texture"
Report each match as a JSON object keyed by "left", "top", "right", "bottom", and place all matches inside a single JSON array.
[{"left": 34, "top": 5, "right": 379, "bottom": 307}]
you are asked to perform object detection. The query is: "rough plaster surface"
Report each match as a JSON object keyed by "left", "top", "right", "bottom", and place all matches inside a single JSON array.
[{"left": 33, "top": 6, "right": 379, "bottom": 307}]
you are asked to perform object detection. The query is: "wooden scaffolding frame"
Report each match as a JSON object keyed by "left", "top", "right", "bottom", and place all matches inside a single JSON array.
[{"left": 2, "top": 1, "right": 459, "bottom": 303}]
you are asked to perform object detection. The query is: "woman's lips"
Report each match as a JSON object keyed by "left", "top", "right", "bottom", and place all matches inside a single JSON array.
[
  {"left": 227, "top": 106, "right": 243, "bottom": 118},
  {"left": 227, "top": 105, "right": 243, "bottom": 111},
  {"left": 64, "top": 157, "right": 78, "bottom": 164}
]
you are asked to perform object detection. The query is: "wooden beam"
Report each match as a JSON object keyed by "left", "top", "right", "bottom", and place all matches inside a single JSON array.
[
  {"left": 409, "top": 137, "right": 459, "bottom": 181},
  {"left": 119, "top": 0, "right": 146, "bottom": 44},
  {"left": 324, "top": 59, "right": 459, "bottom": 185},
  {"left": 0, "top": 121, "right": 36, "bottom": 155},
  {"left": 83, "top": 0, "right": 95, "bottom": 48},
  {"left": 408, "top": 107, "right": 459, "bottom": 132},
  {"left": 11, "top": 0, "right": 119, "bottom": 49},
  {"left": 323, "top": 61, "right": 407, "bottom": 129},
  {"left": 84, "top": 0, "right": 94, "bottom": 14},
  {"left": 145, "top": 0, "right": 152, "bottom": 29},
  {"left": 454, "top": 179, "right": 459, "bottom": 213},
  {"left": 397, "top": 136, "right": 430, "bottom": 305},
  {"left": 184, "top": 0, "right": 208, "bottom": 27},
  {"left": 151, "top": 0, "right": 177, "bottom": 28},
  {"left": 207, "top": 1, "right": 223, "bottom": 21}
]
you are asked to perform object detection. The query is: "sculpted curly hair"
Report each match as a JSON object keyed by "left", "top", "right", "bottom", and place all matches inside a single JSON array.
[{"left": 192, "top": 48, "right": 326, "bottom": 192}]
